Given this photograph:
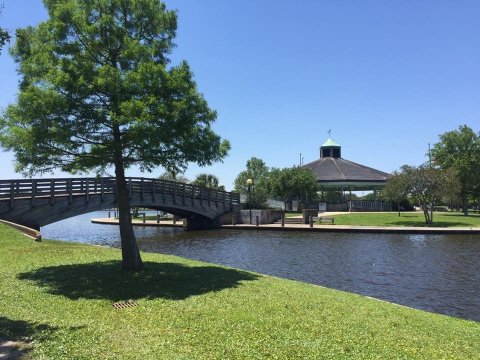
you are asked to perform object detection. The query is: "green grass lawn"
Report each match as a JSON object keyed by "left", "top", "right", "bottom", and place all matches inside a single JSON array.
[
  {"left": 331, "top": 211, "right": 480, "bottom": 228},
  {"left": 284, "top": 212, "right": 302, "bottom": 218},
  {"left": 1, "top": 224, "right": 479, "bottom": 359}
]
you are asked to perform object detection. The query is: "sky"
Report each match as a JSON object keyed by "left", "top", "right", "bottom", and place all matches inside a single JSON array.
[{"left": 0, "top": 0, "right": 479, "bottom": 190}]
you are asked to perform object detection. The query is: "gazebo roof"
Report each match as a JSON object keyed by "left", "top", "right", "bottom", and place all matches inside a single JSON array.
[
  {"left": 303, "top": 157, "right": 390, "bottom": 184},
  {"left": 303, "top": 136, "right": 390, "bottom": 190},
  {"left": 321, "top": 137, "right": 341, "bottom": 147}
]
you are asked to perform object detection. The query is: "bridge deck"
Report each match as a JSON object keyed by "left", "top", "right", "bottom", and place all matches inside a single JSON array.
[
  {"left": 0, "top": 177, "right": 241, "bottom": 229},
  {"left": 0, "top": 177, "right": 240, "bottom": 206}
]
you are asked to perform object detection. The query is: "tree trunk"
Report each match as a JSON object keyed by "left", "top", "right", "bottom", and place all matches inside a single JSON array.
[
  {"left": 422, "top": 208, "right": 430, "bottom": 225},
  {"left": 112, "top": 121, "right": 143, "bottom": 271},
  {"left": 461, "top": 191, "right": 468, "bottom": 216},
  {"left": 430, "top": 199, "right": 434, "bottom": 224},
  {"left": 115, "top": 162, "right": 144, "bottom": 271}
]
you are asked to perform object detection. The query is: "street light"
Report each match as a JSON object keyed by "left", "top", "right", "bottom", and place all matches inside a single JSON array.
[{"left": 246, "top": 178, "right": 253, "bottom": 224}]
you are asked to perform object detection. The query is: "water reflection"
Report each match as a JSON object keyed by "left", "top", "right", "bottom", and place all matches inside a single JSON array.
[{"left": 42, "top": 211, "right": 480, "bottom": 321}]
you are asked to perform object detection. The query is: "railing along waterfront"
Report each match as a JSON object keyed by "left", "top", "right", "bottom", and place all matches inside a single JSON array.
[{"left": 0, "top": 177, "right": 240, "bottom": 208}]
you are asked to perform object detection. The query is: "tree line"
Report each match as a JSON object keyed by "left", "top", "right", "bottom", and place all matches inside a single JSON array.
[
  {"left": 233, "top": 157, "right": 318, "bottom": 210},
  {"left": 382, "top": 125, "right": 480, "bottom": 224},
  {"left": 158, "top": 171, "right": 226, "bottom": 191}
]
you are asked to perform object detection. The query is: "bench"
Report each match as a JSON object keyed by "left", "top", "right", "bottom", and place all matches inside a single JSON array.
[{"left": 315, "top": 216, "right": 334, "bottom": 225}]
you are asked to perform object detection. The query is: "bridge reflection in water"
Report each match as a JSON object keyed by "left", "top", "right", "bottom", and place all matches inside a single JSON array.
[{"left": 0, "top": 177, "right": 240, "bottom": 230}]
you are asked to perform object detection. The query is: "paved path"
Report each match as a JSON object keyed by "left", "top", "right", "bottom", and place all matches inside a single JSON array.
[
  {"left": 221, "top": 223, "right": 480, "bottom": 234},
  {"left": 91, "top": 218, "right": 184, "bottom": 227},
  {"left": 91, "top": 217, "right": 480, "bottom": 234}
]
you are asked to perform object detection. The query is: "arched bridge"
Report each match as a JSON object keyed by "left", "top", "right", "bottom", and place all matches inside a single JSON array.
[{"left": 0, "top": 177, "right": 241, "bottom": 230}]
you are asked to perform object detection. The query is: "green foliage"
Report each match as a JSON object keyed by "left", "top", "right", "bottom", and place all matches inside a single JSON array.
[
  {"left": 1, "top": 225, "right": 480, "bottom": 359},
  {"left": 234, "top": 157, "right": 270, "bottom": 208},
  {"left": 192, "top": 173, "right": 225, "bottom": 190},
  {"left": 440, "top": 168, "right": 461, "bottom": 209},
  {"left": 382, "top": 170, "right": 409, "bottom": 202},
  {"left": 0, "top": 5, "right": 9, "bottom": 54},
  {"left": 359, "top": 192, "right": 376, "bottom": 201},
  {"left": 0, "top": 0, "right": 229, "bottom": 176},
  {"left": 320, "top": 190, "right": 344, "bottom": 203},
  {"left": 0, "top": 0, "right": 230, "bottom": 271},
  {"left": 157, "top": 171, "right": 190, "bottom": 184},
  {"left": 431, "top": 125, "right": 480, "bottom": 215},
  {"left": 268, "top": 166, "right": 318, "bottom": 208},
  {"left": 385, "top": 165, "right": 450, "bottom": 224}
]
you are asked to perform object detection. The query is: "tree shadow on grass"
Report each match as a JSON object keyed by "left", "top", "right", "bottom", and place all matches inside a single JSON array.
[
  {"left": 17, "top": 261, "right": 259, "bottom": 302},
  {"left": 0, "top": 316, "right": 56, "bottom": 341},
  {"left": 0, "top": 316, "right": 57, "bottom": 358}
]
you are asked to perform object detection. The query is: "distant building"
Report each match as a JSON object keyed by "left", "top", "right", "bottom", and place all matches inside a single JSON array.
[{"left": 302, "top": 137, "right": 391, "bottom": 211}]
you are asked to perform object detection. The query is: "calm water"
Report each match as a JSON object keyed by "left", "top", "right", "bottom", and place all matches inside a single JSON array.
[{"left": 42, "top": 211, "right": 480, "bottom": 322}]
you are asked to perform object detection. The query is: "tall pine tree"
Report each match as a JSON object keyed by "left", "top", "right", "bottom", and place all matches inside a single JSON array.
[{"left": 0, "top": 0, "right": 230, "bottom": 271}]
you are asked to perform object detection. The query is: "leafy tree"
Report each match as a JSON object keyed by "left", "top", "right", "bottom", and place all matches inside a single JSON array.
[
  {"left": 0, "top": 5, "right": 10, "bottom": 53},
  {"left": 320, "top": 190, "right": 344, "bottom": 204},
  {"left": 472, "top": 182, "right": 480, "bottom": 213},
  {"left": 360, "top": 192, "right": 377, "bottom": 201},
  {"left": 441, "top": 168, "right": 461, "bottom": 210},
  {"left": 382, "top": 170, "right": 409, "bottom": 216},
  {"left": 192, "top": 173, "right": 225, "bottom": 190},
  {"left": 431, "top": 125, "right": 480, "bottom": 215},
  {"left": 294, "top": 167, "right": 319, "bottom": 206},
  {"left": 158, "top": 171, "right": 190, "bottom": 184},
  {"left": 268, "top": 166, "right": 318, "bottom": 210},
  {"left": 0, "top": 0, "right": 229, "bottom": 271},
  {"left": 388, "top": 164, "right": 447, "bottom": 224},
  {"left": 234, "top": 157, "right": 269, "bottom": 209}
]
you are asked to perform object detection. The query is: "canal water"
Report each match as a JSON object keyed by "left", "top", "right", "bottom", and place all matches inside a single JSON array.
[{"left": 42, "top": 211, "right": 480, "bottom": 322}]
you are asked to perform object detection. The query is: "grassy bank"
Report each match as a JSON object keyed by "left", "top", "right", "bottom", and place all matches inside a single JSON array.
[
  {"left": 1, "top": 224, "right": 479, "bottom": 359},
  {"left": 329, "top": 211, "right": 480, "bottom": 228}
]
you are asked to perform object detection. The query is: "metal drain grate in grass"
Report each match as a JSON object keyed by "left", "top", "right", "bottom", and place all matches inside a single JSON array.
[{"left": 113, "top": 300, "right": 138, "bottom": 309}]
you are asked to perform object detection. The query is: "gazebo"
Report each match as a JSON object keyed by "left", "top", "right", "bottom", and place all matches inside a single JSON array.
[{"left": 302, "top": 137, "right": 391, "bottom": 211}]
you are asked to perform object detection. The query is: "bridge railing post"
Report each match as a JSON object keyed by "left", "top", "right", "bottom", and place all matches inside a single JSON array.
[
  {"left": 9, "top": 181, "right": 15, "bottom": 209},
  {"left": 100, "top": 178, "right": 104, "bottom": 202},
  {"left": 85, "top": 179, "right": 90, "bottom": 203},
  {"left": 50, "top": 179, "right": 55, "bottom": 206},
  {"left": 152, "top": 179, "right": 156, "bottom": 201},
  {"left": 172, "top": 181, "right": 176, "bottom": 204},
  {"left": 31, "top": 180, "right": 37, "bottom": 207},
  {"left": 189, "top": 185, "right": 195, "bottom": 206},
  {"left": 68, "top": 179, "right": 73, "bottom": 204},
  {"left": 162, "top": 180, "right": 166, "bottom": 202}
]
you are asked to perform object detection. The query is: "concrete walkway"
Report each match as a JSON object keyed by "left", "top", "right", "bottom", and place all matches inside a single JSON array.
[
  {"left": 221, "top": 223, "right": 480, "bottom": 234},
  {"left": 91, "top": 216, "right": 480, "bottom": 234},
  {"left": 91, "top": 218, "right": 184, "bottom": 227}
]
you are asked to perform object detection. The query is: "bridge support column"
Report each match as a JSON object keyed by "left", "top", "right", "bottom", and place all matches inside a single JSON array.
[{"left": 185, "top": 217, "right": 219, "bottom": 231}]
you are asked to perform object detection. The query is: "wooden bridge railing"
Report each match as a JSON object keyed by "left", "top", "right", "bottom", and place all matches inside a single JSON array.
[{"left": 0, "top": 177, "right": 240, "bottom": 208}]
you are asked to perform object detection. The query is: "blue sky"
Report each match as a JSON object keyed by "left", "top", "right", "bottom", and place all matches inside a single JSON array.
[{"left": 1, "top": 0, "right": 479, "bottom": 190}]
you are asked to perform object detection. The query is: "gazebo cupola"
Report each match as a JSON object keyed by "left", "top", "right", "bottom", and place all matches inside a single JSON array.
[{"left": 320, "top": 137, "right": 341, "bottom": 158}]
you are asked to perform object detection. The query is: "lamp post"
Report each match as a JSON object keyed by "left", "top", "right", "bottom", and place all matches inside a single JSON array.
[{"left": 246, "top": 178, "right": 253, "bottom": 224}]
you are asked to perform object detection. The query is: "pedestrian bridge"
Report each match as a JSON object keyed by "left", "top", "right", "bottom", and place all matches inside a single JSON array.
[{"left": 0, "top": 177, "right": 241, "bottom": 230}]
